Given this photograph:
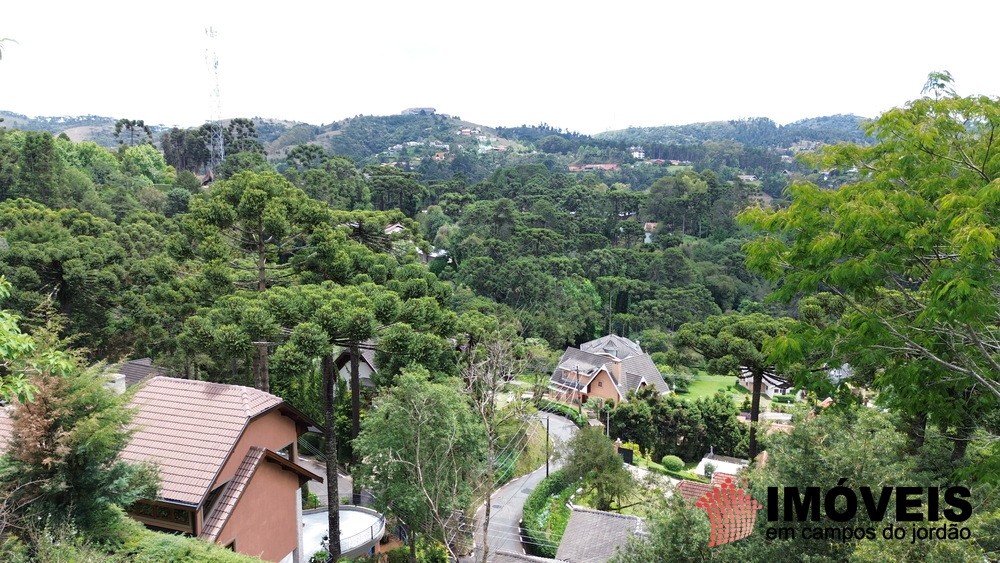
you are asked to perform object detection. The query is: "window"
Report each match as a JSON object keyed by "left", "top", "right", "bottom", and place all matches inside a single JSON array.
[
  {"left": 598, "top": 381, "right": 603, "bottom": 388},
  {"left": 276, "top": 443, "right": 293, "bottom": 460}
]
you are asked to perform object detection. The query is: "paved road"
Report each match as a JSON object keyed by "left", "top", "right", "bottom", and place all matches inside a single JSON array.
[{"left": 462, "top": 413, "right": 579, "bottom": 562}]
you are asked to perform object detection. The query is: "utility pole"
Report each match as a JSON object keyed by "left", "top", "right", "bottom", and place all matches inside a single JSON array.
[{"left": 545, "top": 416, "right": 550, "bottom": 478}]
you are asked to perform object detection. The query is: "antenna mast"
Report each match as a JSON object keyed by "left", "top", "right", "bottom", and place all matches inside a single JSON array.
[{"left": 204, "top": 26, "right": 224, "bottom": 174}]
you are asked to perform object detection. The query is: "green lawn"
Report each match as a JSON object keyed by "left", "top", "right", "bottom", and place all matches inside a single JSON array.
[{"left": 680, "top": 373, "right": 748, "bottom": 402}]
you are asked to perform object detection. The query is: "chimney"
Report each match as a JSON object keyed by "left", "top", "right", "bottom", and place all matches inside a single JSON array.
[{"left": 608, "top": 358, "right": 622, "bottom": 384}]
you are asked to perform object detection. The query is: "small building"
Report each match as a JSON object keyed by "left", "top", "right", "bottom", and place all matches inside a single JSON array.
[
  {"left": 738, "top": 367, "right": 800, "bottom": 399},
  {"left": 383, "top": 223, "right": 406, "bottom": 235},
  {"left": 694, "top": 451, "right": 749, "bottom": 478},
  {"left": 555, "top": 506, "right": 644, "bottom": 562}
]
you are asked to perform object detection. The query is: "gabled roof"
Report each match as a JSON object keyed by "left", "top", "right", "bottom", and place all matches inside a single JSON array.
[
  {"left": 200, "top": 446, "right": 321, "bottom": 541},
  {"left": 201, "top": 447, "right": 266, "bottom": 541},
  {"left": 579, "top": 334, "right": 643, "bottom": 359},
  {"left": 334, "top": 341, "right": 378, "bottom": 374},
  {"left": 550, "top": 348, "right": 608, "bottom": 392},
  {"left": 119, "top": 377, "right": 286, "bottom": 507},
  {"left": 555, "top": 506, "right": 643, "bottom": 562},
  {"left": 551, "top": 337, "right": 670, "bottom": 398},
  {"left": 620, "top": 354, "right": 669, "bottom": 394}
]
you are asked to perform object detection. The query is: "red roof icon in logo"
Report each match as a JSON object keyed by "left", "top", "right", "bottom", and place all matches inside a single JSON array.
[{"left": 694, "top": 477, "right": 762, "bottom": 547}]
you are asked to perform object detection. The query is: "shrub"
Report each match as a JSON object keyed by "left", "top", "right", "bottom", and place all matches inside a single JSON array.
[
  {"left": 130, "top": 531, "right": 263, "bottom": 562},
  {"left": 771, "top": 394, "right": 796, "bottom": 404},
  {"left": 661, "top": 455, "right": 684, "bottom": 472},
  {"left": 522, "top": 470, "right": 574, "bottom": 558},
  {"left": 386, "top": 547, "right": 410, "bottom": 563}
]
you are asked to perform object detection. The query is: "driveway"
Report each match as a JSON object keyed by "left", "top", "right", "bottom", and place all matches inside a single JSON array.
[{"left": 461, "top": 413, "right": 578, "bottom": 562}]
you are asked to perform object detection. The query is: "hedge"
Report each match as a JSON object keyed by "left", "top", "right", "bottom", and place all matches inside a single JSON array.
[
  {"left": 522, "top": 470, "right": 574, "bottom": 558},
  {"left": 537, "top": 399, "right": 587, "bottom": 428}
]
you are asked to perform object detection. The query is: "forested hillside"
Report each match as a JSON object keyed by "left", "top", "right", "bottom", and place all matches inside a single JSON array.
[{"left": 596, "top": 114, "right": 870, "bottom": 146}]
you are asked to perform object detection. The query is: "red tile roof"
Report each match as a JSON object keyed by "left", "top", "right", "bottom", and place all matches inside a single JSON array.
[
  {"left": 711, "top": 472, "right": 739, "bottom": 487},
  {"left": 676, "top": 480, "right": 715, "bottom": 503},
  {"left": 119, "top": 377, "right": 284, "bottom": 507}
]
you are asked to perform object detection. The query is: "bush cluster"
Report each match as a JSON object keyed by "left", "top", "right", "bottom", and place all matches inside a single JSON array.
[{"left": 521, "top": 470, "right": 574, "bottom": 558}]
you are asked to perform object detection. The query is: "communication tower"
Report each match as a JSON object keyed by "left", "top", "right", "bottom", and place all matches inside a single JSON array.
[{"left": 204, "top": 26, "right": 224, "bottom": 173}]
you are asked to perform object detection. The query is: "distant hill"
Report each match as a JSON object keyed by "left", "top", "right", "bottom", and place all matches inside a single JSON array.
[
  {"left": 0, "top": 110, "right": 525, "bottom": 162},
  {"left": 1, "top": 110, "right": 870, "bottom": 164},
  {"left": 595, "top": 114, "right": 871, "bottom": 147}
]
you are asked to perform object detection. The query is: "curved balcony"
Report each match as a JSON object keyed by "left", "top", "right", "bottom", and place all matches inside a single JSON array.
[{"left": 303, "top": 505, "right": 386, "bottom": 560}]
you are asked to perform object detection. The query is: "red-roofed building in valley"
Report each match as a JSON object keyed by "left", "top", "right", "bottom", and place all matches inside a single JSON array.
[{"left": 119, "top": 377, "right": 322, "bottom": 563}]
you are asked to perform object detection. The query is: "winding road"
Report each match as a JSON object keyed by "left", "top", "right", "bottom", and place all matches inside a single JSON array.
[{"left": 461, "top": 413, "right": 579, "bottom": 562}]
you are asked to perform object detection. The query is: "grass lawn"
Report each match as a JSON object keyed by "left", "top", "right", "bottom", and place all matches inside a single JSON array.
[{"left": 680, "top": 373, "right": 748, "bottom": 402}]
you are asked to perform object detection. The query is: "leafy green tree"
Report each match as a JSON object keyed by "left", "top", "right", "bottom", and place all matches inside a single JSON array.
[
  {"left": 120, "top": 144, "right": 173, "bottom": 185},
  {"left": 188, "top": 170, "right": 328, "bottom": 293},
  {"left": 224, "top": 118, "right": 265, "bottom": 155},
  {"left": 353, "top": 369, "right": 484, "bottom": 561},
  {"left": 0, "top": 200, "right": 130, "bottom": 357},
  {"left": 562, "top": 426, "right": 634, "bottom": 511},
  {"left": 0, "top": 277, "right": 37, "bottom": 401},
  {"left": 610, "top": 495, "right": 711, "bottom": 563},
  {"left": 217, "top": 151, "right": 273, "bottom": 179},
  {"left": 740, "top": 77, "right": 1000, "bottom": 465}
]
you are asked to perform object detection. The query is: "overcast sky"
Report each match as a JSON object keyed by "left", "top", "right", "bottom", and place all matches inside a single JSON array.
[{"left": 4, "top": 1, "right": 998, "bottom": 135}]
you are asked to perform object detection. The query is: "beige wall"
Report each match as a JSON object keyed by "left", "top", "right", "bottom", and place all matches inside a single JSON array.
[
  {"left": 587, "top": 370, "right": 620, "bottom": 403},
  {"left": 215, "top": 460, "right": 300, "bottom": 562},
  {"left": 215, "top": 410, "right": 298, "bottom": 489}
]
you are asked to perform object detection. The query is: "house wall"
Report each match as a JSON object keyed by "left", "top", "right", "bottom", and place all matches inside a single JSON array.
[
  {"left": 339, "top": 363, "right": 375, "bottom": 387},
  {"left": 587, "top": 370, "right": 620, "bottom": 403},
  {"left": 215, "top": 460, "right": 300, "bottom": 562},
  {"left": 215, "top": 410, "right": 298, "bottom": 489}
]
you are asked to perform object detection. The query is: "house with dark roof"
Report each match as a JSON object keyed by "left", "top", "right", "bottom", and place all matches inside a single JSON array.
[
  {"left": 549, "top": 335, "right": 669, "bottom": 405},
  {"left": 554, "top": 506, "right": 644, "bottom": 562},
  {"left": 119, "top": 377, "right": 322, "bottom": 563},
  {"left": 334, "top": 342, "right": 378, "bottom": 389}
]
